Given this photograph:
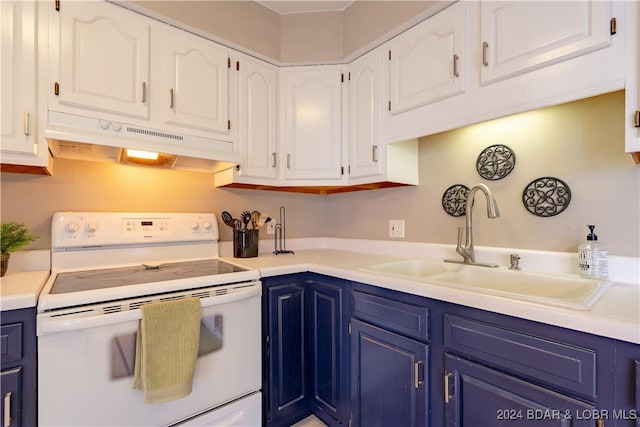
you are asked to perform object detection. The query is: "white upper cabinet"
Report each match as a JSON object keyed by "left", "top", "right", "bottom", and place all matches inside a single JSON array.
[
  {"left": 348, "top": 48, "right": 384, "bottom": 180},
  {"left": 280, "top": 66, "right": 346, "bottom": 183},
  {"left": 159, "top": 27, "right": 230, "bottom": 138},
  {"left": 56, "top": 1, "right": 150, "bottom": 120},
  {"left": 0, "top": 1, "right": 49, "bottom": 171},
  {"left": 388, "top": 1, "right": 466, "bottom": 114},
  {"left": 235, "top": 53, "right": 278, "bottom": 181},
  {"left": 480, "top": 1, "right": 612, "bottom": 85},
  {"left": 626, "top": 0, "right": 640, "bottom": 157}
]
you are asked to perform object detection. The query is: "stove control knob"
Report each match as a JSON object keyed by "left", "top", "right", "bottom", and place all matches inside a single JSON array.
[
  {"left": 190, "top": 221, "right": 200, "bottom": 230},
  {"left": 202, "top": 221, "right": 212, "bottom": 230},
  {"left": 66, "top": 223, "right": 80, "bottom": 233},
  {"left": 86, "top": 222, "right": 99, "bottom": 233}
]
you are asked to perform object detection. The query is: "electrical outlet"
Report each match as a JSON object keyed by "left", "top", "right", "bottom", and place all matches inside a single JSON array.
[
  {"left": 267, "top": 222, "right": 276, "bottom": 235},
  {"left": 389, "top": 220, "right": 405, "bottom": 238}
]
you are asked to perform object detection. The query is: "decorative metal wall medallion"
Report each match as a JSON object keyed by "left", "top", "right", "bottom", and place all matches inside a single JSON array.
[
  {"left": 442, "top": 184, "right": 470, "bottom": 217},
  {"left": 522, "top": 177, "right": 572, "bottom": 217},
  {"left": 476, "top": 144, "right": 516, "bottom": 180}
]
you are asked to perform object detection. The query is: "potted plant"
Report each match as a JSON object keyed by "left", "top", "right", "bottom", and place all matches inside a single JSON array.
[{"left": 1, "top": 222, "right": 38, "bottom": 277}]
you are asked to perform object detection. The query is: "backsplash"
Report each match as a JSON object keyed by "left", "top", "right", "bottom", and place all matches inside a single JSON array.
[{"left": 1, "top": 91, "right": 638, "bottom": 257}]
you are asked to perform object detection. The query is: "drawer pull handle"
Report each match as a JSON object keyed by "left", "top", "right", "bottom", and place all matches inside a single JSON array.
[
  {"left": 141, "top": 82, "right": 147, "bottom": 103},
  {"left": 444, "top": 371, "right": 452, "bottom": 403},
  {"left": 414, "top": 360, "right": 424, "bottom": 389},
  {"left": 286, "top": 154, "right": 291, "bottom": 169},
  {"left": 3, "top": 392, "right": 11, "bottom": 427},
  {"left": 482, "top": 41, "right": 489, "bottom": 67},
  {"left": 169, "top": 89, "right": 175, "bottom": 109},
  {"left": 272, "top": 152, "right": 277, "bottom": 168},
  {"left": 372, "top": 145, "right": 378, "bottom": 162}
]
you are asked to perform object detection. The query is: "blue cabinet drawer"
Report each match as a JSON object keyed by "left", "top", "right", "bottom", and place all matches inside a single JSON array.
[
  {"left": 444, "top": 314, "right": 597, "bottom": 400},
  {"left": 352, "top": 290, "right": 429, "bottom": 342},
  {"left": 0, "top": 324, "right": 22, "bottom": 365}
]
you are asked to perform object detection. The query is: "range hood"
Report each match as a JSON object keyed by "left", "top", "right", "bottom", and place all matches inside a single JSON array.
[{"left": 46, "top": 111, "right": 241, "bottom": 174}]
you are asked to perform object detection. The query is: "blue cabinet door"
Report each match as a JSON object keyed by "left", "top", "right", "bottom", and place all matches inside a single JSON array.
[
  {"left": 0, "top": 367, "right": 21, "bottom": 427},
  {"left": 350, "top": 318, "right": 429, "bottom": 427},
  {"left": 308, "top": 277, "right": 348, "bottom": 426},
  {"left": 444, "top": 353, "right": 598, "bottom": 427},
  {"left": 264, "top": 280, "right": 308, "bottom": 426}
]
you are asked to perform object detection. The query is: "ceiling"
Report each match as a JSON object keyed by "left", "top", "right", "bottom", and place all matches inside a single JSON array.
[{"left": 256, "top": 1, "right": 354, "bottom": 14}]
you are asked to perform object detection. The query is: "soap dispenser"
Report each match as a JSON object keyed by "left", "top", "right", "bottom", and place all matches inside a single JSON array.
[{"left": 578, "top": 225, "right": 608, "bottom": 279}]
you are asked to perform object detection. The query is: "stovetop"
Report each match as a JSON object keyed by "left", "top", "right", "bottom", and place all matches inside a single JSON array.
[{"left": 51, "top": 259, "right": 248, "bottom": 294}]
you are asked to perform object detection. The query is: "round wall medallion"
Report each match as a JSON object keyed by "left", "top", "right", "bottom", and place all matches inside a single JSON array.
[
  {"left": 476, "top": 144, "right": 516, "bottom": 180},
  {"left": 522, "top": 177, "right": 572, "bottom": 217},
  {"left": 442, "top": 184, "right": 470, "bottom": 217}
]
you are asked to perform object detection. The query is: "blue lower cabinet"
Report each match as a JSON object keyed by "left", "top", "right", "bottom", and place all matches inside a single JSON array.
[
  {"left": 263, "top": 274, "right": 348, "bottom": 427},
  {"left": 308, "top": 278, "right": 349, "bottom": 427},
  {"left": 350, "top": 318, "right": 429, "bottom": 427},
  {"left": 444, "top": 353, "right": 596, "bottom": 427},
  {"left": 1, "top": 308, "right": 36, "bottom": 427}
]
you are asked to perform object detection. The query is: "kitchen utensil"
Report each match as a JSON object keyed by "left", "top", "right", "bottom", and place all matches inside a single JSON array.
[
  {"left": 251, "top": 211, "right": 261, "bottom": 230},
  {"left": 234, "top": 219, "right": 243, "bottom": 231},
  {"left": 241, "top": 211, "right": 252, "bottom": 229},
  {"left": 221, "top": 211, "right": 235, "bottom": 228},
  {"left": 257, "top": 216, "right": 271, "bottom": 230}
]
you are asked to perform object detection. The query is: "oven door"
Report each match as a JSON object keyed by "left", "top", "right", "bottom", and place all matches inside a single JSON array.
[{"left": 37, "top": 282, "right": 262, "bottom": 427}]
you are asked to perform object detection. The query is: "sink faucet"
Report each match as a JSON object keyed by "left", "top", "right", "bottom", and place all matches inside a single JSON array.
[{"left": 445, "top": 183, "right": 500, "bottom": 268}]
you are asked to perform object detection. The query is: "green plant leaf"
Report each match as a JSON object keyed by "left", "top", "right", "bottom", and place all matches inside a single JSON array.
[{"left": 1, "top": 222, "right": 39, "bottom": 253}]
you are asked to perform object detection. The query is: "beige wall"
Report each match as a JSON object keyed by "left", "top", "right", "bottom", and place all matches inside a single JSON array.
[
  {"left": 0, "top": 159, "right": 325, "bottom": 250},
  {"left": 127, "top": 1, "right": 283, "bottom": 60},
  {"left": 128, "top": 1, "right": 441, "bottom": 63},
  {"left": 2, "top": 91, "right": 638, "bottom": 257},
  {"left": 325, "top": 90, "right": 639, "bottom": 257}
]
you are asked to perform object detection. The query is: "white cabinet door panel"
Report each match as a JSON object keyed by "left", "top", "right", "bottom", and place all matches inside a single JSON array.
[
  {"left": 282, "top": 68, "right": 343, "bottom": 181},
  {"left": 237, "top": 55, "right": 278, "bottom": 180},
  {"left": 349, "top": 49, "right": 383, "bottom": 180},
  {"left": 58, "top": 1, "right": 150, "bottom": 119},
  {"left": 480, "top": 1, "right": 612, "bottom": 84},
  {"left": 1, "top": 1, "right": 36, "bottom": 157},
  {"left": 161, "top": 29, "right": 229, "bottom": 136},
  {"left": 389, "top": 2, "right": 466, "bottom": 114}
]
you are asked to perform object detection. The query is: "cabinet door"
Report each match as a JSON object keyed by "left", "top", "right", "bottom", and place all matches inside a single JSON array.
[
  {"left": 0, "top": 1, "right": 39, "bottom": 160},
  {"left": 57, "top": 1, "right": 150, "bottom": 119},
  {"left": 236, "top": 54, "right": 278, "bottom": 180},
  {"left": 348, "top": 48, "right": 384, "bottom": 180},
  {"left": 625, "top": 0, "right": 640, "bottom": 155},
  {"left": 281, "top": 67, "right": 344, "bottom": 181},
  {"left": 388, "top": 2, "right": 466, "bottom": 114},
  {"left": 0, "top": 368, "right": 21, "bottom": 427},
  {"left": 445, "top": 354, "right": 597, "bottom": 427},
  {"left": 265, "top": 282, "right": 308, "bottom": 425},
  {"left": 480, "top": 1, "right": 612, "bottom": 85},
  {"left": 351, "top": 319, "right": 429, "bottom": 427},
  {"left": 308, "top": 279, "right": 348, "bottom": 425},
  {"left": 161, "top": 28, "right": 230, "bottom": 137}
]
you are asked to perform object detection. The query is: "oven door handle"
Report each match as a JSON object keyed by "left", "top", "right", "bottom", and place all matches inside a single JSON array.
[{"left": 38, "top": 285, "right": 261, "bottom": 334}]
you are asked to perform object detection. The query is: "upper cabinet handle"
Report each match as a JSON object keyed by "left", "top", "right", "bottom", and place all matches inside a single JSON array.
[
  {"left": 453, "top": 54, "right": 460, "bottom": 77},
  {"left": 482, "top": 42, "right": 489, "bottom": 67},
  {"left": 169, "top": 89, "right": 174, "bottom": 109},
  {"left": 372, "top": 145, "right": 378, "bottom": 162},
  {"left": 23, "top": 112, "right": 30, "bottom": 136},
  {"left": 272, "top": 152, "right": 277, "bottom": 168},
  {"left": 141, "top": 82, "right": 147, "bottom": 103},
  {"left": 286, "top": 154, "right": 291, "bottom": 169}
]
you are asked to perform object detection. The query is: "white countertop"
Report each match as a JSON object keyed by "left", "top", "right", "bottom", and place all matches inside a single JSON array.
[
  {"left": 0, "top": 250, "right": 50, "bottom": 311},
  {"left": 220, "top": 240, "right": 640, "bottom": 345}
]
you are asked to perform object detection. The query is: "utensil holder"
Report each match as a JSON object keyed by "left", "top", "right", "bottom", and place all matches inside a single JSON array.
[{"left": 233, "top": 229, "right": 258, "bottom": 258}]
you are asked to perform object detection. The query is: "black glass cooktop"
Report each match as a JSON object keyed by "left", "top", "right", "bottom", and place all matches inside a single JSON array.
[{"left": 51, "top": 259, "right": 248, "bottom": 294}]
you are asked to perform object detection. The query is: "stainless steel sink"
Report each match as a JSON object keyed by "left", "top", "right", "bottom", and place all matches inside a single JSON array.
[{"left": 360, "top": 260, "right": 611, "bottom": 310}]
